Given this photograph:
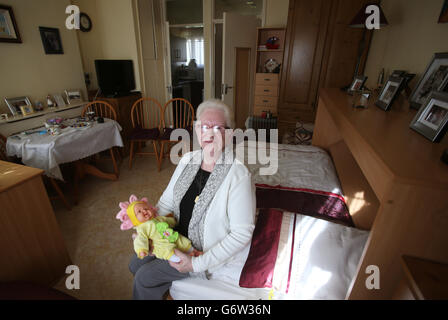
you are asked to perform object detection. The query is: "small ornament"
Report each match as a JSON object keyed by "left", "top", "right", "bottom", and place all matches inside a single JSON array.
[
  {"left": 266, "top": 36, "right": 280, "bottom": 49},
  {"left": 46, "top": 95, "right": 55, "bottom": 108}
]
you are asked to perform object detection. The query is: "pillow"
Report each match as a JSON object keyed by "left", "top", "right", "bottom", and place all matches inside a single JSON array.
[
  {"left": 129, "top": 127, "right": 160, "bottom": 140},
  {"left": 239, "top": 208, "right": 369, "bottom": 299}
]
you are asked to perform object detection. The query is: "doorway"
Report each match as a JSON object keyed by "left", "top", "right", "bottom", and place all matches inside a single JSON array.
[{"left": 165, "top": 0, "right": 204, "bottom": 114}]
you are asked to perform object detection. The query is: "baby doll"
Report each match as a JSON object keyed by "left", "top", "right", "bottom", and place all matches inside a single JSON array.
[{"left": 116, "top": 195, "right": 197, "bottom": 262}]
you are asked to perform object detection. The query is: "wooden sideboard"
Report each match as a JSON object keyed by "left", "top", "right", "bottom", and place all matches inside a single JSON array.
[
  {"left": 0, "top": 160, "right": 71, "bottom": 285},
  {"left": 95, "top": 92, "right": 142, "bottom": 155},
  {"left": 313, "top": 88, "right": 448, "bottom": 299}
]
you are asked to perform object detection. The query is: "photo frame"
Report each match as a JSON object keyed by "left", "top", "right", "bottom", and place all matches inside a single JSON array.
[
  {"left": 65, "top": 89, "right": 83, "bottom": 104},
  {"left": 410, "top": 91, "right": 448, "bottom": 142},
  {"left": 348, "top": 75, "right": 368, "bottom": 93},
  {"left": 20, "top": 105, "right": 34, "bottom": 116},
  {"left": 39, "top": 27, "right": 63, "bottom": 54},
  {"left": 4, "top": 96, "right": 32, "bottom": 116},
  {"left": 375, "top": 76, "right": 405, "bottom": 111},
  {"left": 53, "top": 94, "right": 66, "bottom": 107},
  {"left": 439, "top": 0, "right": 448, "bottom": 23},
  {"left": 409, "top": 52, "right": 448, "bottom": 110},
  {"left": 0, "top": 5, "right": 21, "bottom": 43}
]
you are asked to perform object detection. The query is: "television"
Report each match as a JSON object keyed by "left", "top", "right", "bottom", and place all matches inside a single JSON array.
[{"left": 95, "top": 59, "right": 136, "bottom": 97}]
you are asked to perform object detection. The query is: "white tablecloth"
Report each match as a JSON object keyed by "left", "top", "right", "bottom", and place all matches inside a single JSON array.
[{"left": 6, "top": 119, "right": 123, "bottom": 180}]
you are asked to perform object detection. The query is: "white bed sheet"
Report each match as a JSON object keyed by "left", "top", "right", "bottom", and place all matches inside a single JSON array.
[
  {"left": 236, "top": 142, "right": 343, "bottom": 195},
  {"left": 170, "top": 143, "right": 368, "bottom": 300},
  {"left": 171, "top": 213, "right": 369, "bottom": 300}
]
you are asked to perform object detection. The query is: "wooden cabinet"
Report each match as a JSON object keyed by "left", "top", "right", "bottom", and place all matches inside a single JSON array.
[
  {"left": 253, "top": 28, "right": 286, "bottom": 117},
  {"left": 313, "top": 88, "right": 448, "bottom": 299},
  {"left": 278, "top": 0, "right": 373, "bottom": 136},
  {"left": 97, "top": 92, "right": 142, "bottom": 154},
  {"left": 0, "top": 161, "right": 71, "bottom": 286}
]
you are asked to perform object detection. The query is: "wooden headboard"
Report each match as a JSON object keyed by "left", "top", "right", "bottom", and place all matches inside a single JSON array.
[{"left": 312, "top": 88, "right": 448, "bottom": 299}]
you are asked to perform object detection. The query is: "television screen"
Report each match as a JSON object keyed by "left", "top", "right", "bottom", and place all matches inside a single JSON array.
[{"left": 95, "top": 59, "right": 135, "bottom": 96}]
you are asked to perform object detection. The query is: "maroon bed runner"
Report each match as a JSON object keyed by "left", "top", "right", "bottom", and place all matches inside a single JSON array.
[{"left": 255, "top": 184, "right": 354, "bottom": 227}]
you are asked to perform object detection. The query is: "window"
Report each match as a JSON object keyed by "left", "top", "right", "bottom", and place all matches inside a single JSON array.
[{"left": 186, "top": 37, "right": 204, "bottom": 66}]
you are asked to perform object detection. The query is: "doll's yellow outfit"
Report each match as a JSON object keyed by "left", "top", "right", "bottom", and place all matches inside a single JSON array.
[{"left": 133, "top": 215, "right": 192, "bottom": 260}]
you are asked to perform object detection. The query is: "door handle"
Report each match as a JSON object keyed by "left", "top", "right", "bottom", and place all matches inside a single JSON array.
[
  {"left": 222, "top": 84, "right": 233, "bottom": 95},
  {"left": 167, "top": 85, "right": 172, "bottom": 94}
]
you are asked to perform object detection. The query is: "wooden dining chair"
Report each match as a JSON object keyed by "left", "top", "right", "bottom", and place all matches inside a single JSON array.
[
  {"left": 158, "top": 98, "right": 195, "bottom": 170},
  {"left": 0, "top": 134, "right": 71, "bottom": 210},
  {"left": 129, "top": 97, "right": 163, "bottom": 170},
  {"left": 80, "top": 100, "right": 120, "bottom": 177}
]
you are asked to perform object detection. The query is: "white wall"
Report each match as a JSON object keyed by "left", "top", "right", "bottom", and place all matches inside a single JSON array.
[
  {"left": 264, "top": 0, "right": 289, "bottom": 27},
  {"left": 364, "top": 0, "right": 448, "bottom": 89},
  {"left": 0, "top": 0, "right": 86, "bottom": 115},
  {"left": 73, "top": 0, "right": 142, "bottom": 91}
]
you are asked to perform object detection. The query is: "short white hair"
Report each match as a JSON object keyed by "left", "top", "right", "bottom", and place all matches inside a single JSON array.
[{"left": 196, "top": 99, "right": 234, "bottom": 129}]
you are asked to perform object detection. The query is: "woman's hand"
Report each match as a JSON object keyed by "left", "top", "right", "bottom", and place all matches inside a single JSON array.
[{"left": 168, "top": 249, "right": 193, "bottom": 273}]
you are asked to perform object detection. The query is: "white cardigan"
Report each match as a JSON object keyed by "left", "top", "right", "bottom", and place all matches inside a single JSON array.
[{"left": 156, "top": 150, "right": 256, "bottom": 276}]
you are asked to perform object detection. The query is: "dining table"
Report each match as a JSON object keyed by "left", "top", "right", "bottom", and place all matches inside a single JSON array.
[{"left": 6, "top": 117, "right": 124, "bottom": 203}]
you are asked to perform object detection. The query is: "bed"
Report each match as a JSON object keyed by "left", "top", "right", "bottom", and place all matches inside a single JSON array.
[
  {"left": 170, "top": 142, "right": 369, "bottom": 300},
  {"left": 172, "top": 87, "right": 448, "bottom": 300}
]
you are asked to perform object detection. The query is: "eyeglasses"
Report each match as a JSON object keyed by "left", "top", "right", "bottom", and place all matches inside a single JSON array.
[{"left": 195, "top": 124, "right": 229, "bottom": 133}]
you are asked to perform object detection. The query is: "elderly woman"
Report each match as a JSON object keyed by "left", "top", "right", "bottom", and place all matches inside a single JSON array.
[{"left": 128, "top": 99, "right": 256, "bottom": 300}]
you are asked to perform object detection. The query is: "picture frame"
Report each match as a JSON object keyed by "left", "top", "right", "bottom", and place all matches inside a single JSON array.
[
  {"left": 20, "top": 105, "right": 34, "bottom": 116},
  {"left": 410, "top": 91, "right": 448, "bottom": 142},
  {"left": 348, "top": 75, "right": 368, "bottom": 93},
  {"left": 39, "top": 27, "right": 63, "bottom": 54},
  {"left": 53, "top": 94, "right": 66, "bottom": 107},
  {"left": 4, "top": 96, "right": 32, "bottom": 116},
  {"left": 375, "top": 76, "right": 405, "bottom": 111},
  {"left": 439, "top": 0, "right": 448, "bottom": 23},
  {"left": 0, "top": 5, "right": 21, "bottom": 43},
  {"left": 65, "top": 89, "right": 83, "bottom": 104},
  {"left": 409, "top": 52, "right": 448, "bottom": 110},
  {"left": 390, "top": 70, "right": 406, "bottom": 78}
]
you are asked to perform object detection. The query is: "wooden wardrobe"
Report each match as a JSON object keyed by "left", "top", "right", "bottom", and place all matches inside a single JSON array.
[{"left": 278, "top": 0, "right": 374, "bottom": 136}]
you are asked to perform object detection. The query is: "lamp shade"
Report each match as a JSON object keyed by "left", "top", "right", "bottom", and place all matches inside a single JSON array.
[{"left": 349, "top": 3, "right": 389, "bottom": 28}]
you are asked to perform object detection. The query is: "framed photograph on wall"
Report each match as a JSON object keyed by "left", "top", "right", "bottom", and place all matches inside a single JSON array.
[
  {"left": 4, "top": 96, "right": 32, "bottom": 116},
  {"left": 348, "top": 75, "right": 368, "bottom": 93},
  {"left": 375, "top": 76, "right": 405, "bottom": 111},
  {"left": 439, "top": 0, "right": 448, "bottom": 23},
  {"left": 39, "top": 27, "right": 63, "bottom": 54},
  {"left": 409, "top": 52, "right": 448, "bottom": 110},
  {"left": 410, "top": 91, "right": 448, "bottom": 142},
  {"left": 0, "top": 5, "right": 21, "bottom": 43}
]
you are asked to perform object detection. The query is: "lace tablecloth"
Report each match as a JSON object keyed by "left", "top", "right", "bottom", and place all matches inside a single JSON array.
[{"left": 6, "top": 119, "right": 123, "bottom": 180}]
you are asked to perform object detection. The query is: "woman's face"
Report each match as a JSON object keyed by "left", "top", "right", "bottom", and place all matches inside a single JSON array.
[{"left": 195, "top": 108, "right": 231, "bottom": 157}]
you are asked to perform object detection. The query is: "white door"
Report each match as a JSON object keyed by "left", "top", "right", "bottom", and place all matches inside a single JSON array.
[
  {"left": 163, "top": 21, "right": 173, "bottom": 102},
  {"left": 221, "top": 12, "right": 259, "bottom": 126}
]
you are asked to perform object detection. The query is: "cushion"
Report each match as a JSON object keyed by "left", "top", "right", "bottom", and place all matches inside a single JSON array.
[
  {"left": 239, "top": 208, "right": 369, "bottom": 299},
  {"left": 158, "top": 127, "right": 193, "bottom": 141},
  {"left": 129, "top": 127, "right": 160, "bottom": 140},
  {"left": 282, "top": 121, "right": 314, "bottom": 145}
]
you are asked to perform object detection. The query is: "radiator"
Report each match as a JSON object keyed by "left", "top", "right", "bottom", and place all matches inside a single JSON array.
[{"left": 245, "top": 116, "right": 278, "bottom": 130}]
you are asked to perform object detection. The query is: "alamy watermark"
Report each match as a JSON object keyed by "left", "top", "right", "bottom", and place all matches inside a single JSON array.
[
  {"left": 168, "top": 127, "right": 279, "bottom": 176},
  {"left": 65, "top": 265, "right": 80, "bottom": 290},
  {"left": 65, "top": 5, "right": 80, "bottom": 30},
  {"left": 365, "top": 265, "right": 380, "bottom": 290}
]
